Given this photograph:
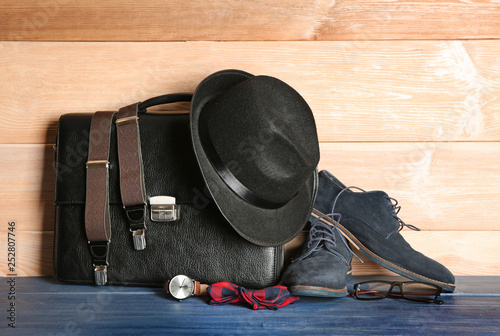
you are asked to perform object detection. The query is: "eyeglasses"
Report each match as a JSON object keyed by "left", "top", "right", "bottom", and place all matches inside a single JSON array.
[{"left": 350, "top": 281, "right": 444, "bottom": 304}]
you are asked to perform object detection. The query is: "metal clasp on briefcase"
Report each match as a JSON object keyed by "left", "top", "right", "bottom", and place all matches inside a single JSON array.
[{"left": 150, "top": 196, "right": 180, "bottom": 222}]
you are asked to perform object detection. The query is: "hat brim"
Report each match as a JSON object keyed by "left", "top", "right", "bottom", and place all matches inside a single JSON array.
[{"left": 190, "top": 69, "right": 318, "bottom": 246}]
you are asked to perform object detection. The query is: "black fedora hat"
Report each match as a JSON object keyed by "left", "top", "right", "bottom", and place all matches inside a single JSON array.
[{"left": 190, "top": 69, "right": 320, "bottom": 246}]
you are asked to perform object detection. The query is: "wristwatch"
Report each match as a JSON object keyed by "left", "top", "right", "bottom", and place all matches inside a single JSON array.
[{"left": 164, "top": 275, "right": 203, "bottom": 301}]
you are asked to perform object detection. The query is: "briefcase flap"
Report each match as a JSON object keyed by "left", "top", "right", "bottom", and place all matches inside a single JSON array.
[{"left": 55, "top": 113, "right": 203, "bottom": 205}]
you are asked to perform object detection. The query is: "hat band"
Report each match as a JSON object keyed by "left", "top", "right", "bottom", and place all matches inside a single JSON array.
[{"left": 199, "top": 113, "right": 293, "bottom": 210}]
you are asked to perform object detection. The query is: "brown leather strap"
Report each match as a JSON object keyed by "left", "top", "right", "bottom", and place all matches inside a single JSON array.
[
  {"left": 116, "top": 103, "right": 148, "bottom": 250},
  {"left": 85, "top": 111, "right": 115, "bottom": 285},
  {"left": 85, "top": 111, "right": 114, "bottom": 242},
  {"left": 199, "top": 283, "right": 209, "bottom": 296},
  {"left": 116, "top": 103, "right": 147, "bottom": 207},
  {"left": 193, "top": 281, "right": 205, "bottom": 296}
]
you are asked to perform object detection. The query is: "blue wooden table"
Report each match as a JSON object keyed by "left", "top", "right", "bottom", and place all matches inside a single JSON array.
[{"left": 1, "top": 276, "right": 499, "bottom": 335}]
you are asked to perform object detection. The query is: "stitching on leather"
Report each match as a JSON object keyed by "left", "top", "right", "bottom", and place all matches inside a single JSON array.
[
  {"left": 339, "top": 224, "right": 455, "bottom": 288},
  {"left": 311, "top": 209, "right": 455, "bottom": 289},
  {"left": 291, "top": 285, "right": 347, "bottom": 292}
]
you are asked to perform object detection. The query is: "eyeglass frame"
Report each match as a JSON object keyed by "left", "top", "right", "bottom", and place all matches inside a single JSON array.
[{"left": 350, "top": 280, "right": 444, "bottom": 305}]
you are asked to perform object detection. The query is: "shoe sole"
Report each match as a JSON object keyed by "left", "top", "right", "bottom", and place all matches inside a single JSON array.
[
  {"left": 288, "top": 267, "right": 352, "bottom": 298},
  {"left": 311, "top": 209, "right": 456, "bottom": 293}
]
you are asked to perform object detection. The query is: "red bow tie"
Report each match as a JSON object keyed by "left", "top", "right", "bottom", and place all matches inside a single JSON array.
[{"left": 207, "top": 281, "right": 299, "bottom": 310}]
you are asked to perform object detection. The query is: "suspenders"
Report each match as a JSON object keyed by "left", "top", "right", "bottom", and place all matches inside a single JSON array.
[
  {"left": 116, "top": 103, "right": 148, "bottom": 250},
  {"left": 85, "top": 112, "right": 115, "bottom": 285},
  {"left": 84, "top": 106, "right": 149, "bottom": 285},
  {"left": 84, "top": 95, "right": 188, "bottom": 285}
]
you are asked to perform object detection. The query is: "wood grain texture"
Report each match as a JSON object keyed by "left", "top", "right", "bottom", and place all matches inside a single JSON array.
[
  {"left": 2, "top": 230, "right": 498, "bottom": 277},
  {"left": 3, "top": 276, "right": 499, "bottom": 336},
  {"left": 318, "top": 142, "right": 500, "bottom": 231},
  {"left": 3, "top": 278, "right": 500, "bottom": 335},
  {"left": 0, "top": 145, "right": 55, "bottom": 232},
  {"left": 1, "top": 41, "right": 500, "bottom": 144},
  {"left": 2, "top": 143, "right": 498, "bottom": 232},
  {"left": 0, "top": 231, "right": 53, "bottom": 277},
  {"left": 1, "top": 0, "right": 499, "bottom": 41}
]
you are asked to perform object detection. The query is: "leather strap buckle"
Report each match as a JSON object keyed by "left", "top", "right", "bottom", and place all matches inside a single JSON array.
[
  {"left": 115, "top": 115, "right": 139, "bottom": 126},
  {"left": 124, "top": 204, "right": 147, "bottom": 228},
  {"left": 124, "top": 204, "right": 147, "bottom": 250},
  {"left": 86, "top": 160, "right": 109, "bottom": 169}
]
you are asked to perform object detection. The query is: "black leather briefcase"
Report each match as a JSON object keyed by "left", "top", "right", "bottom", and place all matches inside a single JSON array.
[{"left": 53, "top": 94, "right": 284, "bottom": 288}]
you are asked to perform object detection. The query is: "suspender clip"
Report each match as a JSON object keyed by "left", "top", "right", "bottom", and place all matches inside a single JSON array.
[
  {"left": 89, "top": 241, "right": 110, "bottom": 285},
  {"left": 124, "top": 204, "right": 147, "bottom": 250},
  {"left": 94, "top": 265, "right": 108, "bottom": 286}
]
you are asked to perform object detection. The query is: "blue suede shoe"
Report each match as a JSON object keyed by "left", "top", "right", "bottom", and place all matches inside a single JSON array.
[
  {"left": 282, "top": 215, "right": 353, "bottom": 297},
  {"left": 311, "top": 170, "right": 456, "bottom": 292}
]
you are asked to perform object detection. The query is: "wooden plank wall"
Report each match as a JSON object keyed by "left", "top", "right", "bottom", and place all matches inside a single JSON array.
[{"left": 1, "top": 1, "right": 499, "bottom": 277}]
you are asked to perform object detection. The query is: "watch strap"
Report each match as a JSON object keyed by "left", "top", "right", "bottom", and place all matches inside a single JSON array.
[
  {"left": 199, "top": 283, "right": 209, "bottom": 296},
  {"left": 164, "top": 279, "right": 171, "bottom": 294},
  {"left": 193, "top": 280, "right": 201, "bottom": 296}
]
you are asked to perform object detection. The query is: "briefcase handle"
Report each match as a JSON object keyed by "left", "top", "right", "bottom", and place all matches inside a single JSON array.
[{"left": 138, "top": 93, "right": 192, "bottom": 112}]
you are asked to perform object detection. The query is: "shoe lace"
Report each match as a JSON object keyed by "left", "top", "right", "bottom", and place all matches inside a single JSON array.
[
  {"left": 331, "top": 186, "right": 420, "bottom": 232},
  {"left": 384, "top": 196, "right": 420, "bottom": 231},
  {"left": 307, "top": 215, "right": 340, "bottom": 250},
  {"left": 296, "top": 213, "right": 361, "bottom": 265}
]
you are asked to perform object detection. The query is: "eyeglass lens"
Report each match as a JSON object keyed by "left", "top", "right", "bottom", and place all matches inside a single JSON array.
[
  {"left": 356, "top": 281, "right": 440, "bottom": 302},
  {"left": 401, "top": 282, "right": 440, "bottom": 302},
  {"left": 357, "top": 281, "right": 392, "bottom": 299}
]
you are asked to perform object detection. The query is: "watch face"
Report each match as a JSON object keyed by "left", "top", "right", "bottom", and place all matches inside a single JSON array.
[{"left": 169, "top": 275, "right": 194, "bottom": 300}]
